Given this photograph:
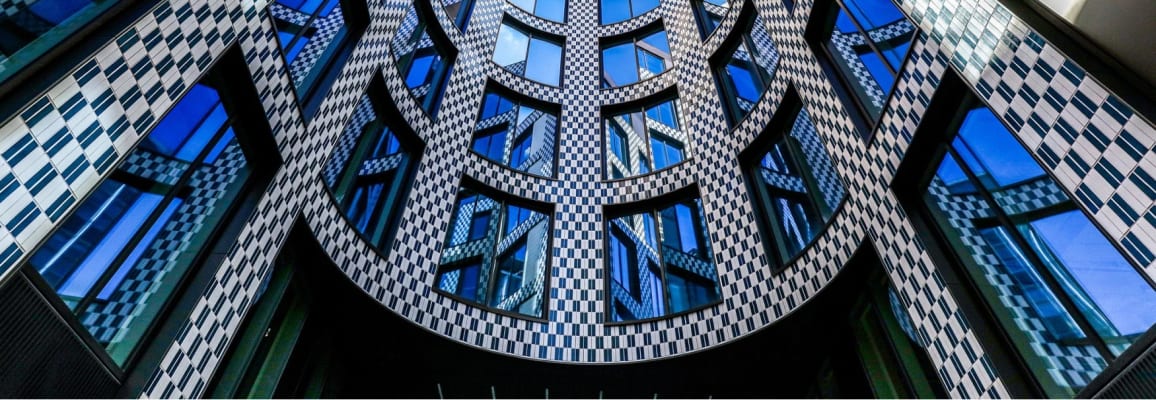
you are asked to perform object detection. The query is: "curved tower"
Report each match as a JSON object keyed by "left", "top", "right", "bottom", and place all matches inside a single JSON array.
[{"left": 1, "top": 0, "right": 1155, "bottom": 397}]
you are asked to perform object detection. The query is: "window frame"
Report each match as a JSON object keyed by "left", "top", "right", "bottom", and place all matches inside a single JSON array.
[
  {"left": 739, "top": 88, "right": 848, "bottom": 274},
  {"left": 711, "top": 0, "right": 778, "bottom": 128},
  {"left": 599, "top": 0, "right": 661, "bottom": 25},
  {"left": 803, "top": 0, "right": 919, "bottom": 142},
  {"left": 602, "top": 185, "right": 722, "bottom": 324},
  {"left": 892, "top": 71, "right": 1156, "bottom": 398},
  {"left": 599, "top": 22, "right": 672, "bottom": 88},
  {"left": 393, "top": 1, "right": 457, "bottom": 118},
  {"left": 17, "top": 45, "right": 283, "bottom": 382},
  {"left": 507, "top": 0, "right": 567, "bottom": 23},
  {"left": 433, "top": 178, "right": 555, "bottom": 321},
  {"left": 323, "top": 75, "right": 425, "bottom": 256},
  {"left": 468, "top": 82, "right": 561, "bottom": 178},
  {"left": 601, "top": 89, "right": 687, "bottom": 180},
  {"left": 492, "top": 17, "right": 565, "bottom": 87}
]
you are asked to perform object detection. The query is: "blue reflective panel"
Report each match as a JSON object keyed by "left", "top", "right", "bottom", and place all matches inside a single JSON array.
[
  {"left": 481, "top": 93, "right": 516, "bottom": 119},
  {"left": 980, "top": 225, "right": 1084, "bottom": 340},
  {"left": 954, "top": 107, "right": 1045, "bottom": 187},
  {"left": 651, "top": 136, "right": 683, "bottom": 170},
  {"left": 934, "top": 152, "right": 974, "bottom": 194},
  {"left": 602, "top": 43, "right": 639, "bottom": 86},
  {"left": 405, "top": 54, "right": 437, "bottom": 88},
  {"left": 492, "top": 244, "right": 527, "bottom": 306},
  {"left": 510, "top": 132, "right": 532, "bottom": 168},
  {"left": 509, "top": 0, "right": 534, "bottom": 11},
  {"left": 608, "top": 121, "right": 629, "bottom": 163},
  {"left": 536, "top": 0, "right": 565, "bottom": 21},
  {"left": 772, "top": 195, "right": 820, "bottom": 256},
  {"left": 640, "top": 31, "right": 670, "bottom": 55},
  {"left": 469, "top": 210, "right": 491, "bottom": 241},
  {"left": 637, "top": 48, "right": 665, "bottom": 76},
  {"left": 1027, "top": 211, "right": 1156, "bottom": 336},
  {"left": 345, "top": 180, "right": 387, "bottom": 231},
  {"left": 726, "top": 63, "right": 762, "bottom": 103},
  {"left": 524, "top": 38, "right": 562, "bottom": 86},
  {"left": 834, "top": 8, "right": 859, "bottom": 34},
  {"left": 493, "top": 23, "right": 530, "bottom": 68},
  {"left": 645, "top": 100, "right": 678, "bottom": 129},
  {"left": 882, "top": 39, "right": 911, "bottom": 72},
  {"left": 144, "top": 84, "right": 222, "bottom": 160},
  {"left": 675, "top": 204, "right": 701, "bottom": 256},
  {"left": 440, "top": 261, "right": 481, "bottom": 301},
  {"left": 0, "top": 0, "right": 120, "bottom": 83},
  {"left": 279, "top": 31, "right": 309, "bottom": 64},
  {"left": 472, "top": 128, "right": 508, "bottom": 162},
  {"left": 859, "top": 50, "right": 895, "bottom": 93},
  {"left": 505, "top": 205, "right": 531, "bottom": 235},
  {"left": 369, "top": 127, "right": 402, "bottom": 159},
  {"left": 600, "top": 0, "right": 632, "bottom": 24},
  {"left": 667, "top": 271, "right": 715, "bottom": 313},
  {"left": 759, "top": 143, "right": 793, "bottom": 175},
  {"left": 843, "top": 0, "right": 904, "bottom": 30}
]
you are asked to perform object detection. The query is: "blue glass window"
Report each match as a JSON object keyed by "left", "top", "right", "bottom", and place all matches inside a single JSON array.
[
  {"left": 28, "top": 82, "right": 258, "bottom": 365},
  {"left": 601, "top": 0, "right": 660, "bottom": 24},
  {"left": 394, "top": 4, "right": 453, "bottom": 116},
  {"left": 437, "top": 188, "right": 551, "bottom": 318},
  {"left": 811, "top": 0, "right": 915, "bottom": 131},
  {"left": 470, "top": 90, "right": 557, "bottom": 177},
  {"left": 324, "top": 89, "right": 421, "bottom": 252},
  {"left": 509, "top": 0, "right": 566, "bottom": 22},
  {"left": 745, "top": 105, "right": 846, "bottom": 267},
  {"left": 919, "top": 102, "right": 1156, "bottom": 397},
  {"left": 692, "top": 0, "right": 730, "bottom": 38},
  {"left": 601, "top": 29, "right": 671, "bottom": 87},
  {"left": 0, "top": 0, "right": 123, "bottom": 84},
  {"left": 493, "top": 22, "right": 563, "bottom": 86},
  {"left": 604, "top": 97, "right": 687, "bottom": 179},
  {"left": 607, "top": 197, "right": 720, "bottom": 322},
  {"left": 273, "top": 0, "right": 360, "bottom": 115},
  {"left": 444, "top": 0, "right": 476, "bottom": 30},
  {"left": 715, "top": 14, "right": 779, "bottom": 125}
]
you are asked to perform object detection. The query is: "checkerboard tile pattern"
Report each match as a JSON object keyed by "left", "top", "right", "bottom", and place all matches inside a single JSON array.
[{"left": 0, "top": 0, "right": 1153, "bottom": 397}]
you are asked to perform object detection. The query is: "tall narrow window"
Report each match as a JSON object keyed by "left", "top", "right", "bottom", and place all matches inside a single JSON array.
[
  {"left": 393, "top": 3, "right": 455, "bottom": 117},
  {"left": 25, "top": 63, "right": 278, "bottom": 366},
  {"left": 601, "top": 27, "right": 671, "bottom": 88},
  {"left": 606, "top": 194, "right": 720, "bottom": 322},
  {"left": 443, "top": 0, "right": 476, "bottom": 31},
  {"left": 692, "top": 0, "right": 730, "bottom": 38},
  {"left": 743, "top": 95, "right": 846, "bottom": 269},
  {"left": 509, "top": 0, "right": 565, "bottom": 22},
  {"left": 806, "top": 0, "right": 915, "bottom": 137},
  {"left": 436, "top": 186, "right": 551, "bottom": 318},
  {"left": 900, "top": 86, "right": 1156, "bottom": 397},
  {"left": 323, "top": 78, "right": 422, "bottom": 252},
  {"left": 601, "top": 0, "right": 660, "bottom": 24},
  {"left": 272, "top": 0, "right": 367, "bottom": 117},
  {"left": 470, "top": 89, "right": 557, "bottom": 177},
  {"left": 604, "top": 96, "right": 686, "bottom": 179},
  {"left": 493, "top": 20, "right": 564, "bottom": 86},
  {"left": 714, "top": 11, "right": 779, "bottom": 126}
]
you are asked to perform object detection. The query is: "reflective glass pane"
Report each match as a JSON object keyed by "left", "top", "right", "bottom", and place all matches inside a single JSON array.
[
  {"left": 606, "top": 99, "right": 687, "bottom": 179},
  {"left": 472, "top": 91, "right": 556, "bottom": 177},
  {"left": 601, "top": 43, "right": 638, "bottom": 87},
  {"left": 493, "top": 23, "right": 530, "bottom": 68},
  {"left": 0, "top": 0, "right": 121, "bottom": 84},
  {"left": 608, "top": 198, "right": 720, "bottom": 322},
  {"left": 438, "top": 189, "right": 549, "bottom": 317},
  {"left": 524, "top": 38, "right": 562, "bottom": 86}
]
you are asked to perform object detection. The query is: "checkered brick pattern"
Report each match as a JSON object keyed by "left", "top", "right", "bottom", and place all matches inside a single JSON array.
[{"left": 0, "top": 0, "right": 1153, "bottom": 397}]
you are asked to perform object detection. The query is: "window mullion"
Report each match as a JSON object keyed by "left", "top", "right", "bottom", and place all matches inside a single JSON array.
[{"left": 944, "top": 147, "right": 1116, "bottom": 362}]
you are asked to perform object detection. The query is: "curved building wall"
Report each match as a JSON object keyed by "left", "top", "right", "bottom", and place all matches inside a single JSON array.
[{"left": 0, "top": 0, "right": 1153, "bottom": 398}]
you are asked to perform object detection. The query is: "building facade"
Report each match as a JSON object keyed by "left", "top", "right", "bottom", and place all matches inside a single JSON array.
[{"left": 0, "top": 0, "right": 1154, "bottom": 397}]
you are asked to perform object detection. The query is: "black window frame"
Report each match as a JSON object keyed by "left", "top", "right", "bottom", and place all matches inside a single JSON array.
[{"left": 598, "top": 21, "right": 672, "bottom": 88}]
